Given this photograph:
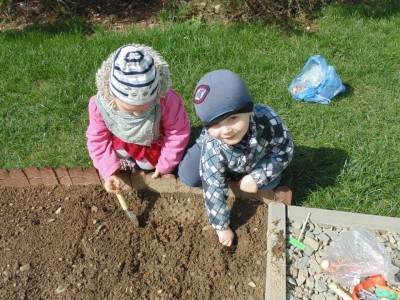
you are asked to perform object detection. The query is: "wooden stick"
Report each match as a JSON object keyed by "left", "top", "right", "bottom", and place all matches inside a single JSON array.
[
  {"left": 298, "top": 212, "right": 311, "bottom": 241},
  {"left": 329, "top": 282, "right": 353, "bottom": 300}
]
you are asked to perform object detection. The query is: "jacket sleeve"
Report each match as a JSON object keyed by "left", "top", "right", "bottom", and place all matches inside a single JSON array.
[
  {"left": 156, "top": 88, "right": 191, "bottom": 174},
  {"left": 200, "top": 140, "right": 230, "bottom": 230},
  {"left": 250, "top": 117, "right": 294, "bottom": 187},
  {"left": 86, "top": 96, "right": 121, "bottom": 180}
]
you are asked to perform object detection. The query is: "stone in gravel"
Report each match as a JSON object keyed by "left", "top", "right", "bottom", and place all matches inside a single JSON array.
[
  {"left": 296, "top": 276, "right": 306, "bottom": 286},
  {"left": 312, "top": 294, "right": 326, "bottom": 300},
  {"left": 315, "top": 280, "right": 328, "bottom": 293},
  {"left": 313, "top": 225, "right": 322, "bottom": 235},
  {"left": 287, "top": 276, "right": 296, "bottom": 285},
  {"left": 304, "top": 245, "right": 315, "bottom": 256},
  {"left": 309, "top": 258, "right": 321, "bottom": 273},
  {"left": 292, "top": 221, "right": 303, "bottom": 230},
  {"left": 299, "top": 267, "right": 308, "bottom": 278},
  {"left": 324, "top": 230, "right": 339, "bottom": 240},
  {"left": 324, "top": 292, "right": 337, "bottom": 300},
  {"left": 294, "top": 256, "right": 309, "bottom": 269},
  {"left": 305, "top": 277, "right": 314, "bottom": 289},
  {"left": 304, "top": 236, "right": 320, "bottom": 251},
  {"left": 317, "top": 232, "right": 330, "bottom": 242},
  {"left": 305, "top": 231, "right": 315, "bottom": 239},
  {"left": 317, "top": 223, "right": 331, "bottom": 229}
]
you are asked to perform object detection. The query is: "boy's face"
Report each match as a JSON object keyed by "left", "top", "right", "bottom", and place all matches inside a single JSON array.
[
  {"left": 114, "top": 97, "right": 154, "bottom": 116},
  {"left": 207, "top": 112, "right": 251, "bottom": 145}
]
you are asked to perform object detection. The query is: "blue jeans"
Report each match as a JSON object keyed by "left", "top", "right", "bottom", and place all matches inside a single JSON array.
[{"left": 178, "top": 143, "right": 282, "bottom": 190}]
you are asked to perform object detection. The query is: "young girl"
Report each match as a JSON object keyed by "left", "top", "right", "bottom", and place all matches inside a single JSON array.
[{"left": 86, "top": 44, "right": 190, "bottom": 194}]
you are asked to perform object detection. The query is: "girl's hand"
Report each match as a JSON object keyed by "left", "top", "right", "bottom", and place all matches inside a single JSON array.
[
  {"left": 104, "top": 175, "right": 123, "bottom": 194},
  {"left": 151, "top": 168, "right": 163, "bottom": 179},
  {"left": 239, "top": 174, "right": 258, "bottom": 193},
  {"left": 216, "top": 227, "right": 235, "bottom": 247}
]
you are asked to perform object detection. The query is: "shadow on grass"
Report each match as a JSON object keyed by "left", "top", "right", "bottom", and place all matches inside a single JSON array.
[
  {"left": 1, "top": 17, "right": 92, "bottom": 39},
  {"left": 333, "top": 0, "right": 400, "bottom": 19},
  {"left": 282, "top": 145, "right": 348, "bottom": 206},
  {"left": 186, "top": 126, "right": 348, "bottom": 207}
]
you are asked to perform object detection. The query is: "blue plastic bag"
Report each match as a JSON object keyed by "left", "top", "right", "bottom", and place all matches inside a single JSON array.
[{"left": 288, "top": 55, "right": 345, "bottom": 105}]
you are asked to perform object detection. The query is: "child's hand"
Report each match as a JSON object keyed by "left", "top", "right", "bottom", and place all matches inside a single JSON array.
[
  {"left": 216, "top": 227, "right": 235, "bottom": 247},
  {"left": 239, "top": 174, "right": 258, "bottom": 193},
  {"left": 151, "top": 168, "right": 162, "bottom": 179},
  {"left": 104, "top": 175, "right": 123, "bottom": 194}
]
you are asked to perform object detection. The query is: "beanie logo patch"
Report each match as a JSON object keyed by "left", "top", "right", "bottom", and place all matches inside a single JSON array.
[{"left": 194, "top": 85, "right": 210, "bottom": 104}]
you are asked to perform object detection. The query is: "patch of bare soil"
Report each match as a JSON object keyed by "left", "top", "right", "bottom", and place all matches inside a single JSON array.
[
  {"left": 0, "top": 185, "right": 268, "bottom": 299},
  {"left": 0, "top": 0, "right": 164, "bottom": 32}
]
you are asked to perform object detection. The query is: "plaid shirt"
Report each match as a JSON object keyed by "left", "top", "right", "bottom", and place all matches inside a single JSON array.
[{"left": 198, "top": 104, "right": 294, "bottom": 230}]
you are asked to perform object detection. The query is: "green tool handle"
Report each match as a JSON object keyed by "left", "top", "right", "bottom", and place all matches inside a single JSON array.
[{"left": 376, "top": 286, "right": 400, "bottom": 300}]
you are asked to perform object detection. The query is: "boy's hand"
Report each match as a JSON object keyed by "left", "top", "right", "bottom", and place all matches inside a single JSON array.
[
  {"left": 104, "top": 175, "right": 123, "bottom": 194},
  {"left": 239, "top": 175, "right": 258, "bottom": 193},
  {"left": 216, "top": 227, "right": 235, "bottom": 247}
]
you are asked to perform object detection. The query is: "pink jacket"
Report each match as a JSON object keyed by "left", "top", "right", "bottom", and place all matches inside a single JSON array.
[{"left": 86, "top": 88, "right": 191, "bottom": 180}]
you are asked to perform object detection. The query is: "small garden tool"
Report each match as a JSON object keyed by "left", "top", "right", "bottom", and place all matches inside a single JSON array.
[{"left": 115, "top": 189, "right": 139, "bottom": 227}]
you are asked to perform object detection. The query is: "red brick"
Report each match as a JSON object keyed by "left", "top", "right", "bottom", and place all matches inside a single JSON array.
[
  {"left": 24, "top": 166, "right": 41, "bottom": 178},
  {"left": 24, "top": 166, "right": 43, "bottom": 186},
  {"left": 274, "top": 186, "right": 292, "bottom": 205},
  {"left": 0, "top": 169, "right": 9, "bottom": 180},
  {"left": 40, "top": 167, "right": 59, "bottom": 186},
  {"left": 83, "top": 167, "right": 101, "bottom": 185},
  {"left": 68, "top": 166, "right": 83, "bottom": 177},
  {"left": 54, "top": 167, "right": 73, "bottom": 185},
  {"left": 9, "top": 169, "right": 30, "bottom": 187},
  {"left": 69, "top": 166, "right": 85, "bottom": 185},
  {"left": 257, "top": 189, "right": 276, "bottom": 204}
]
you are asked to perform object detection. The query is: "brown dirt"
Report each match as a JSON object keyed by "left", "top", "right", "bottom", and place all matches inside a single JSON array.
[
  {"left": 0, "top": 0, "right": 164, "bottom": 32},
  {"left": 0, "top": 184, "right": 269, "bottom": 299}
]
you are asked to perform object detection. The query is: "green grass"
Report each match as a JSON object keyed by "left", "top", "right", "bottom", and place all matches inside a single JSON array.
[{"left": 1, "top": 4, "right": 399, "bottom": 217}]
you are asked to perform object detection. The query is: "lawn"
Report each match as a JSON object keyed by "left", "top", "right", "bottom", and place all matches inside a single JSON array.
[{"left": 0, "top": 4, "right": 399, "bottom": 216}]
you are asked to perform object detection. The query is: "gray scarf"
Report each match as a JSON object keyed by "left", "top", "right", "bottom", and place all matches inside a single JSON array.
[
  {"left": 94, "top": 43, "right": 171, "bottom": 146},
  {"left": 95, "top": 93, "right": 161, "bottom": 146}
]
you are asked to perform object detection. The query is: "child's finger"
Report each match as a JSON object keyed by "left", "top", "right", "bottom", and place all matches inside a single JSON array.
[{"left": 152, "top": 169, "right": 160, "bottom": 179}]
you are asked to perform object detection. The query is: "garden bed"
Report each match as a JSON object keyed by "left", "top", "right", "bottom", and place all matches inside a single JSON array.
[{"left": 0, "top": 184, "right": 270, "bottom": 299}]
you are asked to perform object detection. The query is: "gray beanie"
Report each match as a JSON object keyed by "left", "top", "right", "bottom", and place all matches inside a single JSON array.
[{"left": 193, "top": 70, "right": 253, "bottom": 126}]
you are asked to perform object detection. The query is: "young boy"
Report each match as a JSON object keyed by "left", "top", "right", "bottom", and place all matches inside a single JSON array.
[{"left": 178, "top": 70, "right": 294, "bottom": 247}]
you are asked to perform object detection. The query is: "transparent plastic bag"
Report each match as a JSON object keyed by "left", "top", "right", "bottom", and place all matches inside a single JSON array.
[
  {"left": 288, "top": 54, "right": 345, "bottom": 105},
  {"left": 320, "top": 227, "right": 399, "bottom": 286}
]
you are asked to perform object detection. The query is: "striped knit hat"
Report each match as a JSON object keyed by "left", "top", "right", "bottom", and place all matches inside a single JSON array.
[{"left": 108, "top": 44, "right": 169, "bottom": 105}]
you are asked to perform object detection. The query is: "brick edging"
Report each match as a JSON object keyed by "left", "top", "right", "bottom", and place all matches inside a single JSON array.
[{"left": 0, "top": 166, "right": 292, "bottom": 205}]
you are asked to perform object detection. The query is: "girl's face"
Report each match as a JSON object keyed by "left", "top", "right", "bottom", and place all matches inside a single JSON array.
[
  {"left": 207, "top": 112, "right": 251, "bottom": 145},
  {"left": 114, "top": 97, "right": 154, "bottom": 116}
]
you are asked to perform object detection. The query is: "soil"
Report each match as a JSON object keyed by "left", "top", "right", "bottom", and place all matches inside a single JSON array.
[
  {"left": 0, "top": 0, "right": 165, "bottom": 32},
  {"left": 0, "top": 184, "right": 270, "bottom": 299}
]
